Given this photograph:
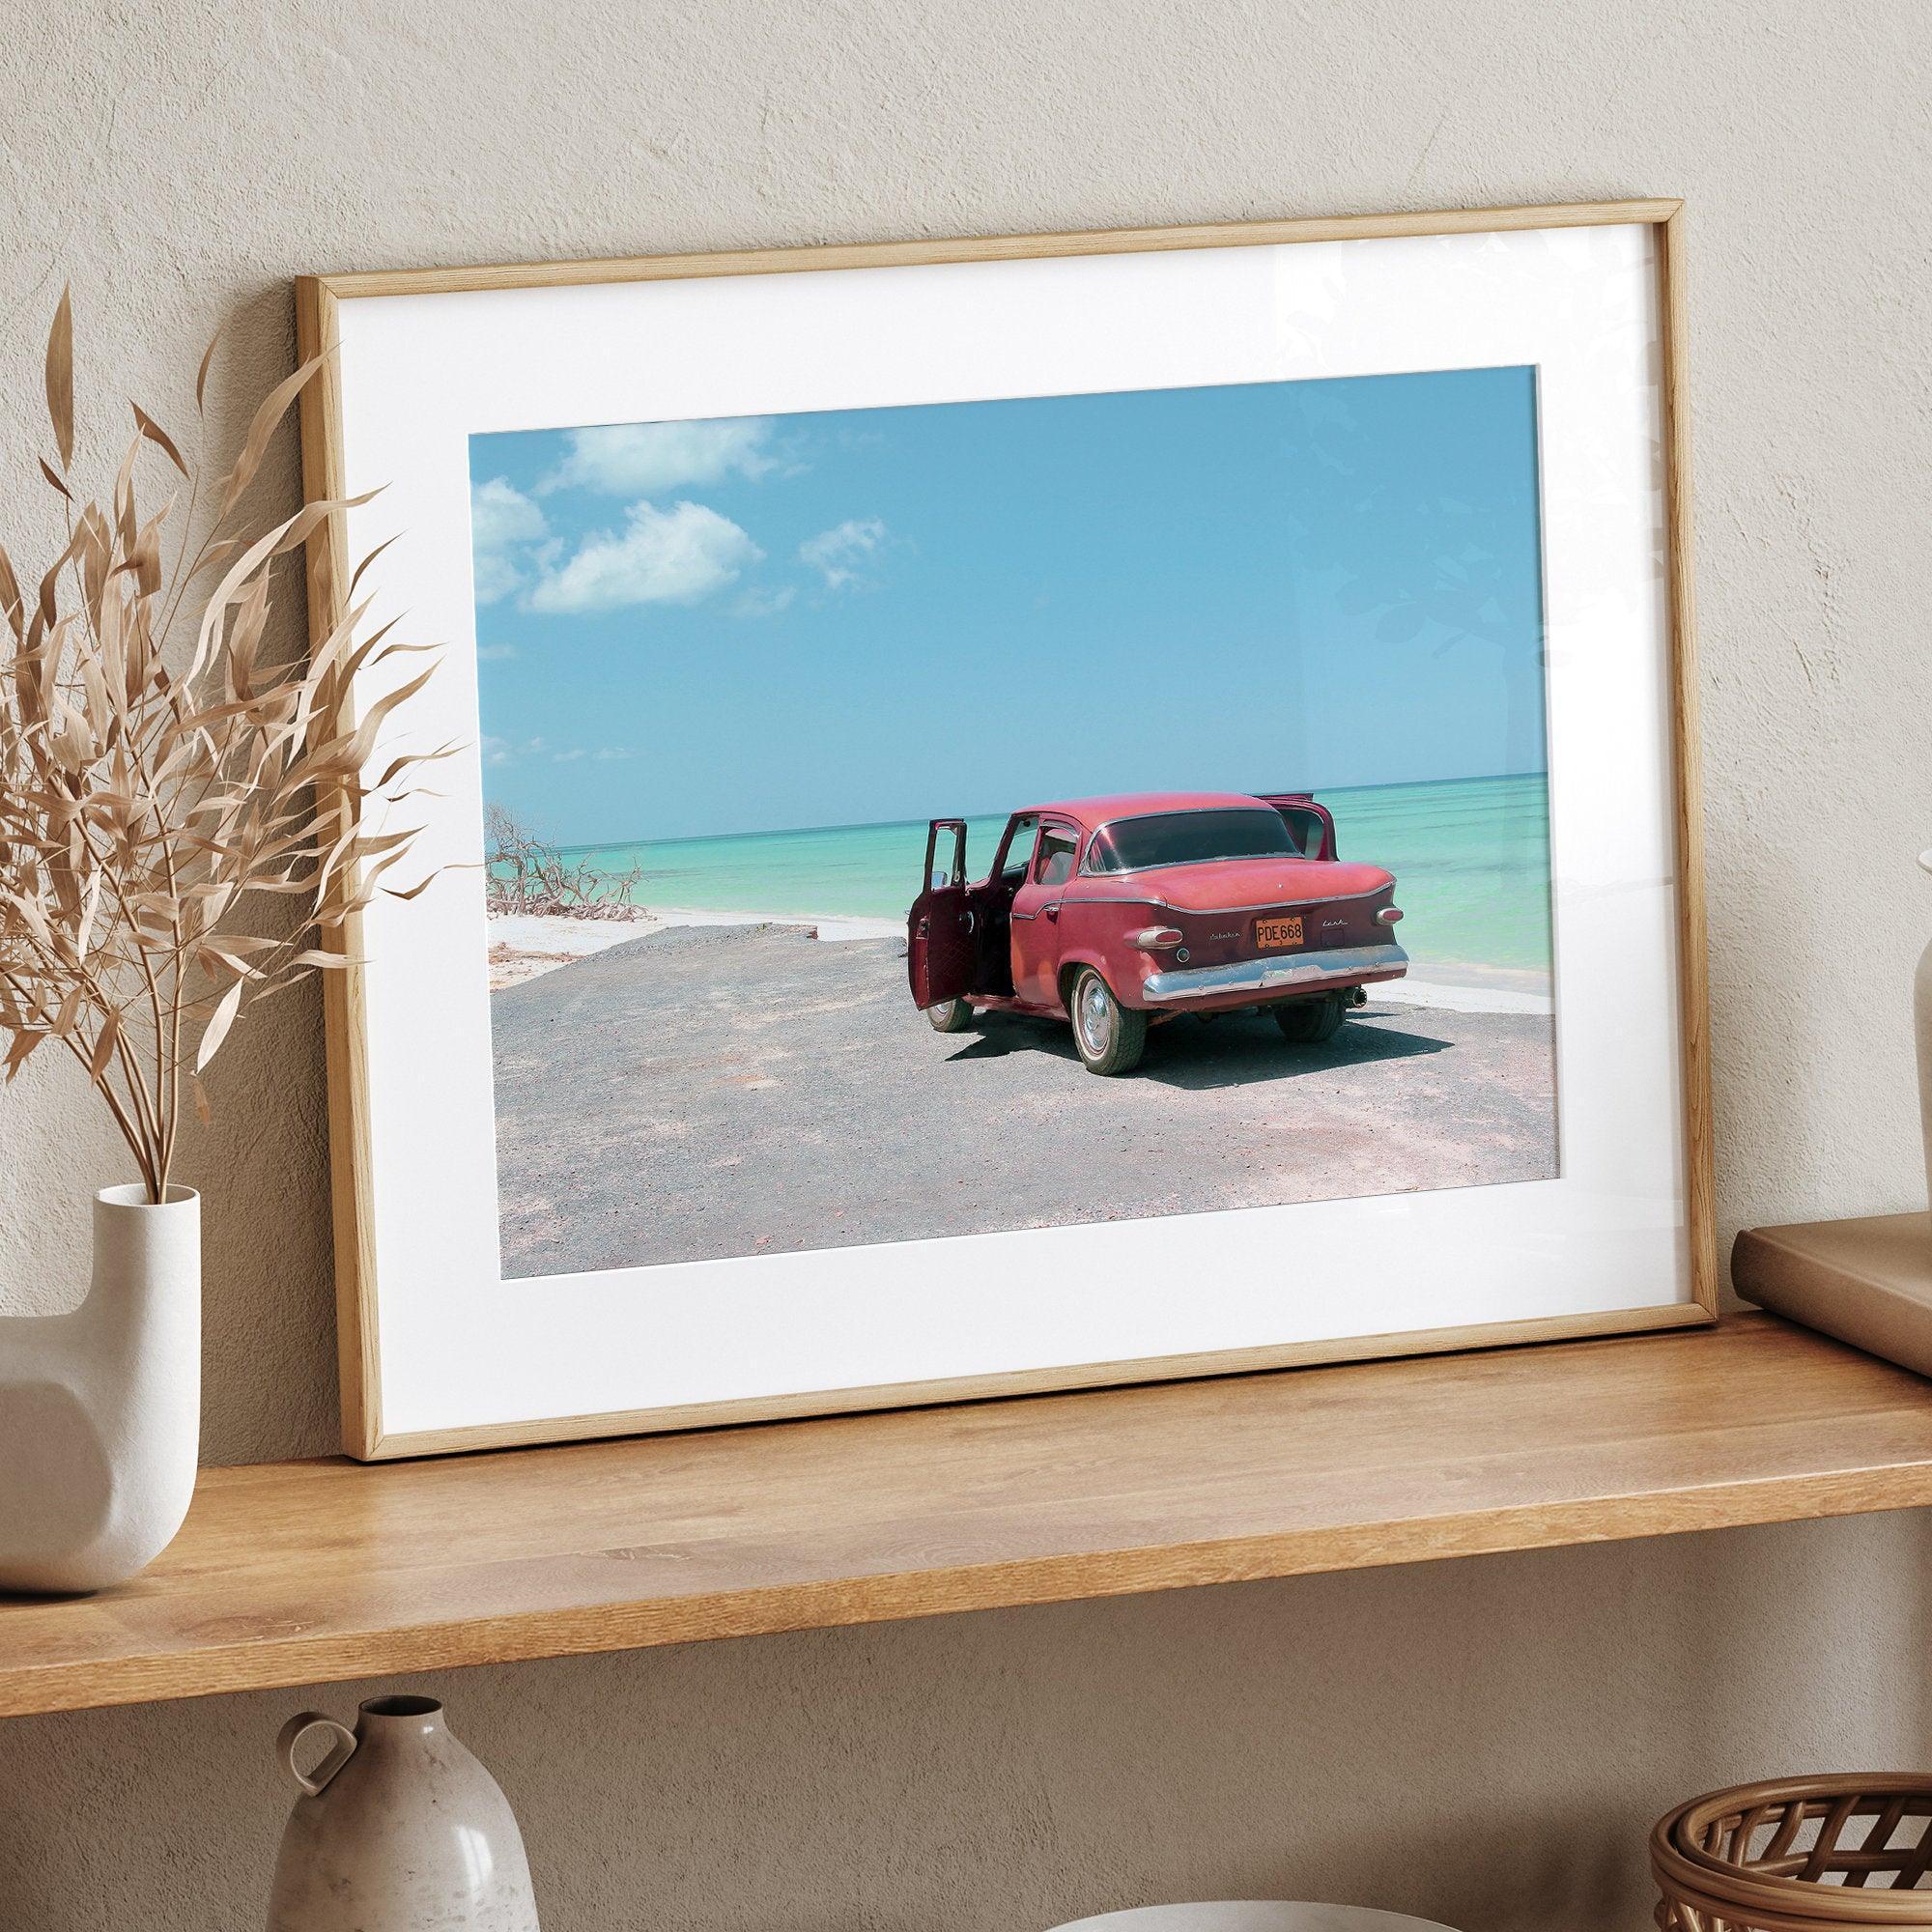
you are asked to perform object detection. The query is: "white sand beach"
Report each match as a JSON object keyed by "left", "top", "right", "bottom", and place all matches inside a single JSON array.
[
  {"left": 487, "top": 906, "right": 903, "bottom": 990},
  {"left": 1374, "top": 962, "right": 1553, "bottom": 1016},
  {"left": 488, "top": 908, "right": 1551, "bottom": 1012}
]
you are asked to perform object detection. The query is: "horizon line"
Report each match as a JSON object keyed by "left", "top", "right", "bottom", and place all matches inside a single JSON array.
[{"left": 537, "top": 767, "right": 1551, "bottom": 855}]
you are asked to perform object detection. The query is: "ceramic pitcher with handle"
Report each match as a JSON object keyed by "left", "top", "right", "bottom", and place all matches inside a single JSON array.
[{"left": 266, "top": 1695, "right": 540, "bottom": 1930}]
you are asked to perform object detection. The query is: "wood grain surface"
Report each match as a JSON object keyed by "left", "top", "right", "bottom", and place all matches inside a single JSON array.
[
  {"left": 311, "top": 198, "right": 1684, "bottom": 298},
  {"left": 2, "top": 1313, "right": 1927, "bottom": 1719}
]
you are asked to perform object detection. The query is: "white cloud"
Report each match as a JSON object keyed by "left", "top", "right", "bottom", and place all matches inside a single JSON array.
[
  {"left": 476, "top": 641, "right": 518, "bottom": 662},
  {"left": 473, "top": 556, "right": 522, "bottom": 604},
  {"left": 799, "top": 517, "right": 887, "bottom": 590},
  {"left": 733, "top": 584, "right": 797, "bottom": 619},
  {"left": 470, "top": 479, "right": 549, "bottom": 605},
  {"left": 472, "top": 477, "right": 547, "bottom": 549},
  {"left": 526, "top": 500, "right": 762, "bottom": 613},
  {"left": 484, "top": 733, "right": 547, "bottom": 766},
  {"left": 540, "top": 420, "right": 781, "bottom": 496}
]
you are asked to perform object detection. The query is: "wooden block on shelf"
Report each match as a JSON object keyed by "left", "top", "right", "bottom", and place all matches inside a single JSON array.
[{"left": 1733, "top": 1212, "right": 1932, "bottom": 1380}]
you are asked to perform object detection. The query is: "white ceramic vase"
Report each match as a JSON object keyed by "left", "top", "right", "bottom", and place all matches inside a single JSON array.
[
  {"left": 0, "top": 1183, "right": 200, "bottom": 1594},
  {"left": 1918, "top": 850, "right": 1932, "bottom": 1213},
  {"left": 266, "top": 1695, "right": 541, "bottom": 1931}
]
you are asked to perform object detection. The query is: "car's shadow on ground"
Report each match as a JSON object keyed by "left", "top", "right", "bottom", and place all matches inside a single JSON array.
[{"left": 945, "top": 1007, "right": 1454, "bottom": 1091}]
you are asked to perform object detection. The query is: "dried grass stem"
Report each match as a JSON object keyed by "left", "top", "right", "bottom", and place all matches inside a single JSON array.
[{"left": 0, "top": 292, "right": 441, "bottom": 1202}]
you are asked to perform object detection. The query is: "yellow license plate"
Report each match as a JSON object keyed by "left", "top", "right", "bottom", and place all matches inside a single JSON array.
[{"left": 1255, "top": 915, "right": 1304, "bottom": 950}]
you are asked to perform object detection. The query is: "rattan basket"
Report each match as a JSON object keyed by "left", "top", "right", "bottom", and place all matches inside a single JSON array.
[{"left": 1653, "top": 1776, "right": 1932, "bottom": 1930}]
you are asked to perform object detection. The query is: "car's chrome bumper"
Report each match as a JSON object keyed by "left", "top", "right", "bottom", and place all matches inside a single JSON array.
[{"left": 1141, "top": 942, "right": 1409, "bottom": 1004}]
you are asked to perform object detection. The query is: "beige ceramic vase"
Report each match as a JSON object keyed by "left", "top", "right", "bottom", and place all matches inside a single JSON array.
[{"left": 266, "top": 1695, "right": 540, "bottom": 1930}]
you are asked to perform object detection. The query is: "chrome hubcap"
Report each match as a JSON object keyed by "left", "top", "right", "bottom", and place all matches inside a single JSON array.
[{"left": 1077, "top": 979, "right": 1111, "bottom": 1054}]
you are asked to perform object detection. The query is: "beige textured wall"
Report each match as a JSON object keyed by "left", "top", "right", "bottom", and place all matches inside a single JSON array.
[{"left": 2, "top": 0, "right": 1929, "bottom": 1926}]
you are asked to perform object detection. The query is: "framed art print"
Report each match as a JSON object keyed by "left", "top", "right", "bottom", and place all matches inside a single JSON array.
[{"left": 297, "top": 198, "right": 1715, "bottom": 1460}]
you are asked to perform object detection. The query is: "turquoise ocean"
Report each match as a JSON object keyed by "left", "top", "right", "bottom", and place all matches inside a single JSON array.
[{"left": 533, "top": 771, "right": 1553, "bottom": 984}]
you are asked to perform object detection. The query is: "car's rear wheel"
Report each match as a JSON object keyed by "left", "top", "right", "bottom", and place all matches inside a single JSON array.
[
  {"left": 1274, "top": 991, "right": 1347, "bottom": 1043},
  {"left": 1070, "top": 967, "right": 1147, "bottom": 1075},
  {"left": 925, "top": 998, "right": 976, "bottom": 1034}
]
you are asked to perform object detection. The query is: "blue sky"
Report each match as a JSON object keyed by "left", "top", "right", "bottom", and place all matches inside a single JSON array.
[{"left": 469, "top": 366, "right": 1548, "bottom": 845}]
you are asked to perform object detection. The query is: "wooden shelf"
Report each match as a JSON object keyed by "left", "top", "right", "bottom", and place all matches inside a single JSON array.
[{"left": 5, "top": 1312, "right": 1932, "bottom": 1719}]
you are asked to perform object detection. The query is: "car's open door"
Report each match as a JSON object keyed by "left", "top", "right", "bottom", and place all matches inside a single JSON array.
[
  {"left": 908, "top": 818, "right": 977, "bottom": 1009},
  {"left": 1261, "top": 791, "right": 1338, "bottom": 860}
]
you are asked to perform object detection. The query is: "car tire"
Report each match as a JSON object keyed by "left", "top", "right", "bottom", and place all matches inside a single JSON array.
[
  {"left": 1069, "top": 967, "right": 1147, "bottom": 1075},
  {"left": 925, "top": 998, "right": 976, "bottom": 1034},
  {"left": 1274, "top": 992, "right": 1346, "bottom": 1043}
]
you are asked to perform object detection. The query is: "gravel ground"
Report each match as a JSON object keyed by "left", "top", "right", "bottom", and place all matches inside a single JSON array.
[{"left": 490, "top": 923, "right": 1560, "bottom": 1279}]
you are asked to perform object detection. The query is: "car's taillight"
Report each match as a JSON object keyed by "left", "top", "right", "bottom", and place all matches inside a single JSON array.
[
  {"left": 1376, "top": 906, "right": 1404, "bottom": 924},
  {"left": 1128, "top": 925, "right": 1184, "bottom": 949}
]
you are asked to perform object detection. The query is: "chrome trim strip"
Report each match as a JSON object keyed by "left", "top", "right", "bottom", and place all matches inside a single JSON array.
[
  {"left": 1142, "top": 943, "right": 1409, "bottom": 1003},
  {"left": 999, "top": 883, "right": 1388, "bottom": 917},
  {"left": 1163, "top": 886, "right": 1389, "bottom": 914},
  {"left": 1075, "top": 885, "right": 1385, "bottom": 913},
  {"left": 1063, "top": 884, "right": 1386, "bottom": 913}
]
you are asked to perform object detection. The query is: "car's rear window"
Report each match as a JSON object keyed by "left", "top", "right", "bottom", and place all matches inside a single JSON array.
[{"left": 1087, "top": 809, "right": 1296, "bottom": 872}]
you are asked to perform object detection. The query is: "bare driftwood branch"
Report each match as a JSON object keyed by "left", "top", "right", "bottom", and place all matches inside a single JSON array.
[
  {"left": 484, "top": 802, "right": 646, "bottom": 921},
  {"left": 0, "top": 295, "right": 440, "bottom": 1200}
]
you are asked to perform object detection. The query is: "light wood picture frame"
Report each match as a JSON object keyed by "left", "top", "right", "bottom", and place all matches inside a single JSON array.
[{"left": 298, "top": 198, "right": 1715, "bottom": 1460}]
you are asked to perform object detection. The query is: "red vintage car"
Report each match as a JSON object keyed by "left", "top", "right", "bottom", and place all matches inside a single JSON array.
[{"left": 907, "top": 790, "right": 1408, "bottom": 1074}]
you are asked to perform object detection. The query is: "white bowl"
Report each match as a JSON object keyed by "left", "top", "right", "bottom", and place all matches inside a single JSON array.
[{"left": 1049, "top": 1905, "right": 1461, "bottom": 1932}]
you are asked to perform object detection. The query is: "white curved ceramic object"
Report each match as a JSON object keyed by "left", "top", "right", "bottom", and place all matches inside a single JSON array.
[{"left": 0, "top": 1184, "right": 200, "bottom": 1594}]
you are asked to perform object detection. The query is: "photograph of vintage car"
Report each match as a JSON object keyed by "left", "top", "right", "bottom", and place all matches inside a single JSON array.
[
  {"left": 468, "top": 361, "right": 1560, "bottom": 1278},
  {"left": 909, "top": 791, "right": 1408, "bottom": 1074}
]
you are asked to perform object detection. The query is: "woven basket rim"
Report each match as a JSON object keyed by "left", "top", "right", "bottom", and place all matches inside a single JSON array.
[
  {"left": 1652, "top": 1866, "right": 1932, "bottom": 1932},
  {"left": 1652, "top": 1849, "right": 1932, "bottom": 1929},
  {"left": 1652, "top": 1776, "right": 1932, "bottom": 1926}
]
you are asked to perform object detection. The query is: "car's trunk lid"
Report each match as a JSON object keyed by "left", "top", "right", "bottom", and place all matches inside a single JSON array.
[{"left": 1128, "top": 856, "right": 1391, "bottom": 913}]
